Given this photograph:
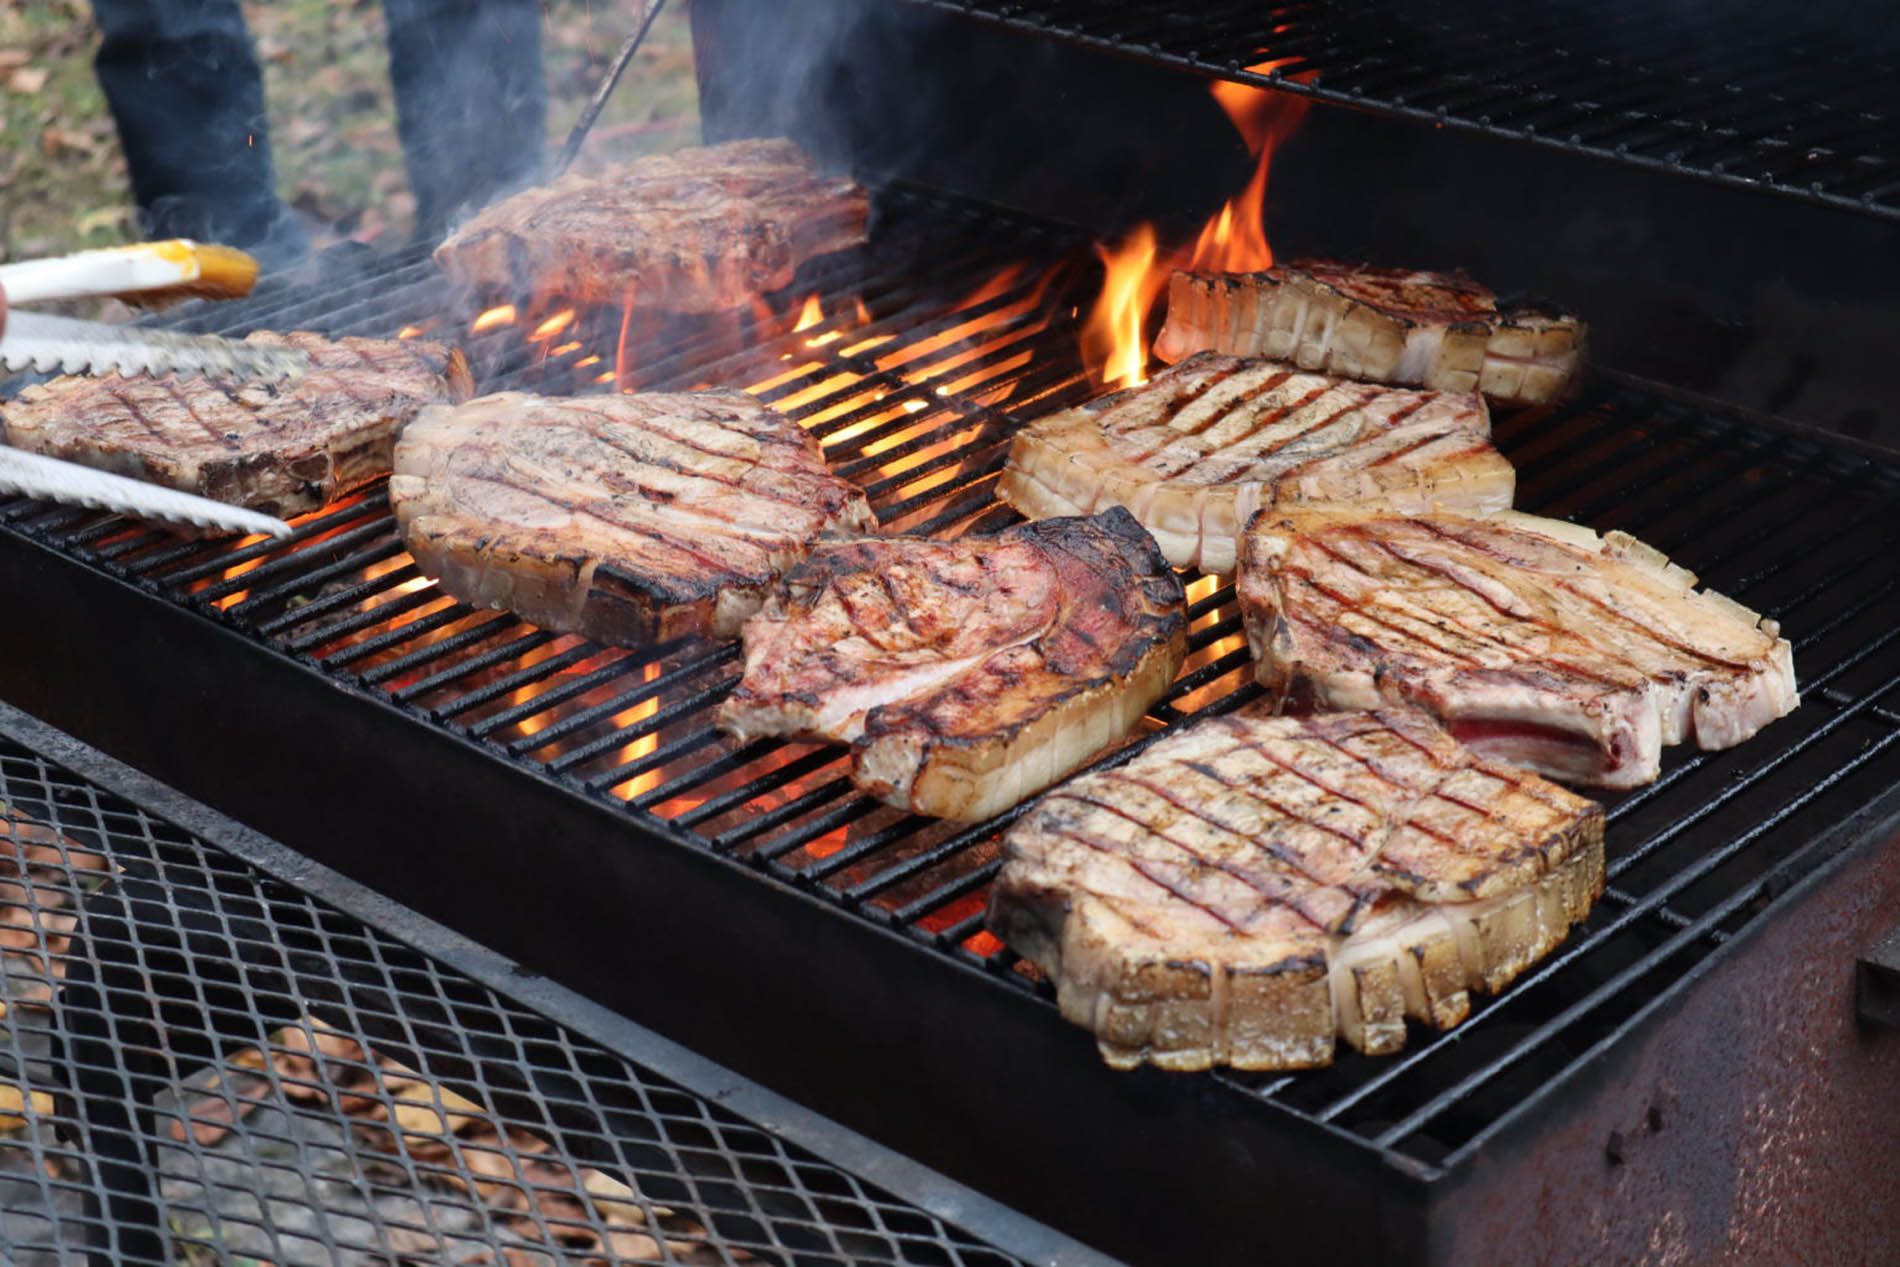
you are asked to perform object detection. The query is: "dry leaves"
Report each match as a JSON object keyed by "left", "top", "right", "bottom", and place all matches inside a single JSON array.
[{"left": 171, "top": 1019, "right": 727, "bottom": 1265}]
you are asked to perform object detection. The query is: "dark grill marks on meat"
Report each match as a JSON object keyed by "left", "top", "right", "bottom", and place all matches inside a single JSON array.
[
  {"left": 1, "top": 332, "right": 471, "bottom": 521},
  {"left": 1238, "top": 508, "right": 1800, "bottom": 788},
  {"left": 1152, "top": 259, "right": 1586, "bottom": 407},
  {"left": 716, "top": 508, "right": 1187, "bottom": 822},
  {"left": 998, "top": 353, "right": 1513, "bottom": 572},
  {"left": 988, "top": 706, "right": 1605, "bottom": 1071},
  {"left": 389, "top": 390, "right": 876, "bottom": 646},
  {"left": 432, "top": 138, "right": 869, "bottom": 312}
]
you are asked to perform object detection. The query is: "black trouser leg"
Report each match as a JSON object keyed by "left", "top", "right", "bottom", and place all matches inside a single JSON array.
[
  {"left": 89, "top": 0, "right": 308, "bottom": 266},
  {"left": 383, "top": 0, "right": 547, "bottom": 239}
]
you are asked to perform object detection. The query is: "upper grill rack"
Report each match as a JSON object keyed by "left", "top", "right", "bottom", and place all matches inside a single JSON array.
[
  {"left": 3, "top": 191, "right": 1899, "bottom": 1182},
  {"left": 896, "top": 0, "right": 1900, "bottom": 221}
]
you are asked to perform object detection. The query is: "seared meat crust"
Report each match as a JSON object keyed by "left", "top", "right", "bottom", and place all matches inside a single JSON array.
[
  {"left": 1237, "top": 507, "right": 1799, "bottom": 787},
  {"left": 390, "top": 389, "right": 876, "bottom": 645},
  {"left": 718, "top": 508, "right": 1188, "bottom": 821},
  {"left": 433, "top": 138, "right": 869, "bottom": 312},
  {"left": 998, "top": 352, "right": 1512, "bottom": 572},
  {"left": 989, "top": 706, "right": 1604, "bottom": 1071},
  {"left": 1, "top": 332, "right": 470, "bottom": 519},
  {"left": 1154, "top": 260, "right": 1584, "bottom": 407}
]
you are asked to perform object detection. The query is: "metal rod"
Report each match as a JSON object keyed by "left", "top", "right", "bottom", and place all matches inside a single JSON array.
[{"left": 553, "top": 0, "right": 670, "bottom": 178}]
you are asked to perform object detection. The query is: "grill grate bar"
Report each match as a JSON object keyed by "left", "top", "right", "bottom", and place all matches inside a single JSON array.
[
  {"left": 364, "top": 614, "right": 525, "bottom": 690},
  {"left": 400, "top": 633, "right": 571, "bottom": 715},
  {"left": 428, "top": 643, "right": 602, "bottom": 725},
  {"left": 467, "top": 652, "right": 634, "bottom": 741}
]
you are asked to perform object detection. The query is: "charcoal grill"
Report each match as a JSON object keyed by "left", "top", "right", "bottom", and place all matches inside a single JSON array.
[{"left": 3, "top": 2, "right": 1900, "bottom": 1263}]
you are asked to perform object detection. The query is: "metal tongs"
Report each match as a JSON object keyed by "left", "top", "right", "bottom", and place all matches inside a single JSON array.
[{"left": 0, "top": 241, "right": 305, "bottom": 538}]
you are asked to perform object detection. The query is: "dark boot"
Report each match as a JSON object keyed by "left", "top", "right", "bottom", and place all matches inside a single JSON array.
[
  {"left": 383, "top": 0, "right": 547, "bottom": 241},
  {"left": 90, "top": 0, "right": 310, "bottom": 271}
]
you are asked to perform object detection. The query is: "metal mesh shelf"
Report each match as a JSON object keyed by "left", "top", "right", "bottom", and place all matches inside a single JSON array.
[
  {"left": 895, "top": 0, "right": 1900, "bottom": 221},
  {"left": 0, "top": 704, "right": 1105, "bottom": 1266}
]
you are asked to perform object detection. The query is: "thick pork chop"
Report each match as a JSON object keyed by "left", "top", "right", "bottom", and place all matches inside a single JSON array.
[
  {"left": 2, "top": 332, "right": 470, "bottom": 519},
  {"left": 1154, "top": 260, "right": 1584, "bottom": 407},
  {"left": 391, "top": 389, "right": 876, "bottom": 644},
  {"left": 433, "top": 138, "right": 869, "bottom": 311},
  {"left": 717, "top": 508, "right": 1187, "bottom": 821},
  {"left": 1238, "top": 507, "right": 1799, "bottom": 787},
  {"left": 997, "top": 352, "right": 1512, "bottom": 572},
  {"left": 988, "top": 706, "right": 1604, "bottom": 1071}
]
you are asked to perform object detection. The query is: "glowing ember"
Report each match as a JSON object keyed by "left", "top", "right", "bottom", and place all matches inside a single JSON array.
[
  {"left": 530, "top": 309, "right": 577, "bottom": 341},
  {"left": 396, "top": 325, "right": 425, "bottom": 340},
  {"left": 471, "top": 304, "right": 517, "bottom": 334}
]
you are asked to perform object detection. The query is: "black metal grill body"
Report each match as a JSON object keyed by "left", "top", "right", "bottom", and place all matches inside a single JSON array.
[
  {"left": 693, "top": 0, "right": 1900, "bottom": 445},
  {"left": 0, "top": 176, "right": 1898, "bottom": 1263},
  {"left": 0, "top": 702, "right": 1103, "bottom": 1266}
]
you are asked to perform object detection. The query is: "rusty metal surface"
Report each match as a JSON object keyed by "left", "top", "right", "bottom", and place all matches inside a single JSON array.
[{"left": 1431, "top": 799, "right": 1900, "bottom": 1266}]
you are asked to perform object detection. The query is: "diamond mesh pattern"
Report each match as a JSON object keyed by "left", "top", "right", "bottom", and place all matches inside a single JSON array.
[{"left": 0, "top": 739, "right": 1036, "bottom": 1266}]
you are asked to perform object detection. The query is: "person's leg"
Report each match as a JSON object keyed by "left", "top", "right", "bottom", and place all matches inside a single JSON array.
[
  {"left": 90, "top": 0, "right": 308, "bottom": 267},
  {"left": 382, "top": 0, "right": 546, "bottom": 240}
]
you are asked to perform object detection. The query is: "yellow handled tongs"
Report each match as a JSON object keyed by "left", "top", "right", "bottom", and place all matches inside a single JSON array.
[
  {"left": 0, "top": 241, "right": 298, "bottom": 537},
  {"left": 0, "top": 240, "right": 306, "bottom": 385}
]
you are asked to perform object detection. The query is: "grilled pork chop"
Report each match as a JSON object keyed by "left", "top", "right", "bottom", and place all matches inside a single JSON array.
[
  {"left": 997, "top": 352, "right": 1512, "bottom": 572},
  {"left": 1, "top": 333, "right": 470, "bottom": 519},
  {"left": 390, "top": 390, "right": 876, "bottom": 644},
  {"left": 1153, "top": 261, "right": 1585, "bottom": 407},
  {"left": 1238, "top": 508, "right": 1799, "bottom": 788},
  {"left": 718, "top": 509, "right": 1187, "bottom": 821},
  {"left": 433, "top": 138, "right": 869, "bottom": 311},
  {"left": 988, "top": 706, "right": 1604, "bottom": 1071}
]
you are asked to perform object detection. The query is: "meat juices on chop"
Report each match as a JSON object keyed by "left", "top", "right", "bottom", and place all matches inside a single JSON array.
[
  {"left": 1153, "top": 260, "right": 1585, "bottom": 408},
  {"left": 1, "top": 333, "right": 471, "bottom": 520},
  {"left": 717, "top": 509, "right": 1188, "bottom": 822},
  {"left": 988, "top": 707, "right": 1605, "bottom": 1071},
  {"left": 433, "top": 138, "right": 869, "bottom": 312},
  {"left": 1238, "top": 507, "right": 1799, "bottom": 788},
  {"left": 390, "top": 390, "right": 876, "bottom": 645},
  {"left": 997, "top": 352, "right": 1513, "bottom": 572}
]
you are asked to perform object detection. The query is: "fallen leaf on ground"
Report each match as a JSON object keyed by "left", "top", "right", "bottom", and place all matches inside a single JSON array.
[{"left": 5, "top": 65, "right": 44, "bottom": 93}]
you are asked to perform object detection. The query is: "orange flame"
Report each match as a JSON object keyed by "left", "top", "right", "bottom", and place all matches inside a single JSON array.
[
  {"left": 792, "top": 294, "right": 825, "bottom": 333},
  {"left": 1080, "top": 62, "right": 1312, "bottom": 386},
  {"left": 1188, "top": 64, "right": 1310, "bottom": 273},
  {"left": 1080, "top": 226, "right": 1165, "bottom": 389}
]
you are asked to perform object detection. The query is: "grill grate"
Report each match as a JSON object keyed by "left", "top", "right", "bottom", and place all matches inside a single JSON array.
[
  {"left": 0, "top": 702, "right": 1100, "bottom": 1266},
  {"left": 893, "top": 0, "right": 1900, "bottom": 221},
  {"left": 3, "top": 190, "right": 1900, "bottom": 1184}
]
